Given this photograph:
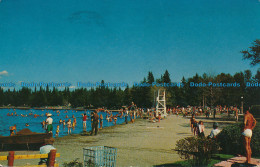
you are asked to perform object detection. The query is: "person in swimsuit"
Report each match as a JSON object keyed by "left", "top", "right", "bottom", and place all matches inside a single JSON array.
[
  {"left": 83, "top": 113, "right": 87, "bottom": 130},
  {"left": 190, "top": 115, "right": 196, "bottom": 134},
  {"left": 113, "top": 116, "right": 117, "bottom": 125},
  {"left": 63, "top": 120, "right": 66, "bottom": 128},
  {"left": 73, "top": 118, "right": 77, "bottom": 127},
  {"left": 67, "top": 119, "right": 72, "bottom": 134},
  {"left": 55, "top": 125, "right": 60, "bottom": 137},
  {"left": 242, "top": 109, "right": 257, "bottom": 164},
  {"left": 91, "top": 111, "right": 99, "bottom": 135},
  {"left": 198, "top": 121, "right": 205, "bottom": 137},
  {"left": 9, "top": 125, "right": 17, "bottom": 136},
  {"left": 99, "top": 114, "right": 103, "bottom": 129}
]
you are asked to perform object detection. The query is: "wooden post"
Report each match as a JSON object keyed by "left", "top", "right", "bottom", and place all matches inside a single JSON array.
[
  {"left": 7, "top": 151, "right": 15, "bottom": 167},
  {"left": 48, "top": 149, "right": 56, "bottom": 167}
]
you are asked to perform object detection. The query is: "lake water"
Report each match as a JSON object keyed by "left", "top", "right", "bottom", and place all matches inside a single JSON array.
[{"left": 0, "top": 109, "right": 130, "bottom": 137}]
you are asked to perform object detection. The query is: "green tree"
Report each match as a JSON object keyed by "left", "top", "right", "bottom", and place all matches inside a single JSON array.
[
  {"left": 0, "top": 87, "right": 4, "bottom": 106},
  {"left": 123, "top": 85, "right": 132, "bottom": 106},
  {"left": 162, "top": 70, "right": 171, "bottom": 83},
  {"left": 147, "top": 71, "right": 155, "bottom": 84},
  {"left": 241, "top": 39, "right": 260, "bottom": 66}
]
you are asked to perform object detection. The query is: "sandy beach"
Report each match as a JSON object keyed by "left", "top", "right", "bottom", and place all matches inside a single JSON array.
[{"left": 0, "top": 115, "right": 235, "bottom": 167}]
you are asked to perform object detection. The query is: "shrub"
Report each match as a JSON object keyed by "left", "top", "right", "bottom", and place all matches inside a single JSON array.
[
  {"left": 217, "top": 123, "right": 260, "bottom": 156},
  {"left": 175, "top": 137, "right": 219, "bottom": 166},
  {"left": 63, "top": 158, "right": 83, "bottom": 167},
  {"left": 250, "top": 105, "right": 260, "bottom": 118}
]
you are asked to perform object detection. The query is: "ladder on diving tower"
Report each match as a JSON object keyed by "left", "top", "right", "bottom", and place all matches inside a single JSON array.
[{"left": 155, "top": 89, "right": 167, "bottom": 117}]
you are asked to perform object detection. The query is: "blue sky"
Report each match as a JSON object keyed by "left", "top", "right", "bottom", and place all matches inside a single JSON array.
[{"left": 0, "top": 0, "right": 260, "bottom": 88}]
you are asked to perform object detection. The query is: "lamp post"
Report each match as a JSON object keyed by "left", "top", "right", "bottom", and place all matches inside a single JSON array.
[{"left": 241, "top": 96, "right": 243, "bottom": 114}]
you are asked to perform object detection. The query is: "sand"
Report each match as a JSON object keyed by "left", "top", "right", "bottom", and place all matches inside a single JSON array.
[{"left": 0, "top": 115, "right": 235, "bottom": 167}]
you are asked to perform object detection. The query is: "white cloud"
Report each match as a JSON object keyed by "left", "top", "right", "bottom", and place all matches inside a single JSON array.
[
  {"left": 0, "top": 70, "right": 8, "bottom": 76},
  {"left": 0, "top": 70, "right": 8, "bottom": 78}
]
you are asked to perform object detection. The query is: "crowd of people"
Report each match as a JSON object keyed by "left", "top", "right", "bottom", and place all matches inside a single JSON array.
[
  {"left": 165, "top": 105, "right": 240, "bottom": 120},
  {"left": 6, "top": 102, "right": 145, "bottom": 137},
  {"left": 189, "top": 114, "right": 221, "bottom": 139},
  {"left": 5, "top": 103, "right": 258, "bottom": 164},
  {"left": 6, "top": 104, "right": 242, "bottom": 137},
  {"left": 6, "top": 104, "right": 248, "bottom": 138}
]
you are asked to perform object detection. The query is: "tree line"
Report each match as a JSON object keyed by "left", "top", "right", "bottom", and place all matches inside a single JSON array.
[{"left": 0, "top": 69, "right": 259, "bottom": 109}]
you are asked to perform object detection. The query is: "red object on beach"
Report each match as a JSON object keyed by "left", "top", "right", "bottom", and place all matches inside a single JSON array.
[
  {"left": 8, "top": 151, "right": 14, "bottom": 166},
  {"left": 48, "top": 149, "right": 57, "bottom": 167}
]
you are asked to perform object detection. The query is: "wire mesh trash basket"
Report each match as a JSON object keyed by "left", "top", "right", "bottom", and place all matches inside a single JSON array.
[{"left": 83, "top": 146, "right": 117, "bottom": 167}]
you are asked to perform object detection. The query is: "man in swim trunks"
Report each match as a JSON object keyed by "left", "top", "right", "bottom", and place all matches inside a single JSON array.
[
  {"left": 91, "top": 110, "right": 99, "bottom": 135},
  {"left": 242, "top": 109, "right": 257, "bottom": 164}
]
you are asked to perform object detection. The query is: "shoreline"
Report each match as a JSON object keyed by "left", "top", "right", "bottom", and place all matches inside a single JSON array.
[{"left": 0, "top": 107, "right": 121, "bottom": 112}]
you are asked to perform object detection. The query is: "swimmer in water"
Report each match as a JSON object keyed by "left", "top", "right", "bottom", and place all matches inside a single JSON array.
[
  {"left": 41, "top": 121, "right": 45, "bottom": 128},
  {"left": 56, "top": 125, "right": 60, "bottom": 137},
  {"left": 63, "top": 120, "right": 66, "bottom": 127},
  {"left": 113, "top": 116, "right": 117, "bottom": 125},
  {"left": 67, "top": 119, "right": 72, "bottom": 134},
  {"left": 9, "top": 125, "right": 17, "bottom": 136}
]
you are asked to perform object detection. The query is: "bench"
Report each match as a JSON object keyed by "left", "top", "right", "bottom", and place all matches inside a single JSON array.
[{"left": 0, "top": 149, "right": 60, "bottom": 167}]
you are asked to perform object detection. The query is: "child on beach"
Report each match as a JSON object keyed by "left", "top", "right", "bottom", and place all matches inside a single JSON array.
[
  {"left": 198, "top": 121, "right": 205, "bottom": 137},
  {"left": 158, "top": 113, "right": 161, "bottom": 123}
]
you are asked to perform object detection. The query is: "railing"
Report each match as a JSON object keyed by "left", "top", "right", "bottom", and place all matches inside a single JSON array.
[{"left": 0, "top": 149, "right": 60, "bottom": 167}]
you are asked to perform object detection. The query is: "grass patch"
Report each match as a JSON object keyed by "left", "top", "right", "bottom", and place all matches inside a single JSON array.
[{"left": 207, "top": 154, "right": 234, "bottom": 167}]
